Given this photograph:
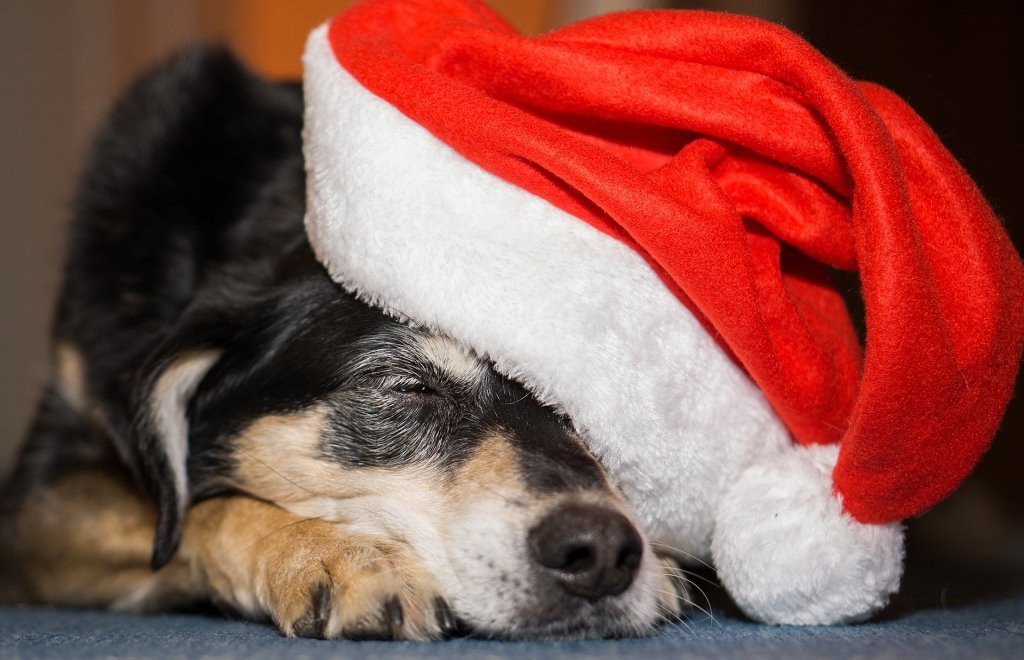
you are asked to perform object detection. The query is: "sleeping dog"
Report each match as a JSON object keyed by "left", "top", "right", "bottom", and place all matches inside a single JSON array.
[{"left": 0, "top": 47, "right": 688, "bottom": 640}]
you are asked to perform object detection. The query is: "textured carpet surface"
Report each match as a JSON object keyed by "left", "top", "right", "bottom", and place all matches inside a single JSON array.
[{"left": 3, "top": 599, "right": 1023, "bottom": 659}]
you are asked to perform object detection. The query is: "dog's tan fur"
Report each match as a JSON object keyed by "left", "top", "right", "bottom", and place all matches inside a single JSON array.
[
  {"left": 54, "top": 342, "right": 88, "bottom": 413},
  {"left": 230, "top": 407, "right": 334, "bottom": 503},
  {"left": 450, "top": 434, "right": 524, "bottom": 495},
  {"left": 3, "top": 470, "right": 162, "bottom": 607},
  {"left": 3, "top": 467, "right": 449, "bottom": 639}
]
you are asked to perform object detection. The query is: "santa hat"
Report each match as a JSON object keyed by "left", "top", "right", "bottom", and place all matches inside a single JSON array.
[{"left": 302, "top": 0, "right": 1024, "bottom": 625}]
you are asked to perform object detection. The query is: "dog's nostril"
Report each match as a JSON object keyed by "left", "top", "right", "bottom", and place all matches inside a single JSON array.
[
  {"left": 561, "top": 545, "right": 596, "bottom": 573},
  {"left": 617, "top": 542, "right": 643, "bottom": 571},
  {"left": 528, "top": 502, "right": 644, "bottom": 602}
]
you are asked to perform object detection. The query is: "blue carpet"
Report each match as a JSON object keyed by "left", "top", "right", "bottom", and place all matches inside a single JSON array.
[{"left": 2, "top": 598, "right": 1022, "bottom": 659}]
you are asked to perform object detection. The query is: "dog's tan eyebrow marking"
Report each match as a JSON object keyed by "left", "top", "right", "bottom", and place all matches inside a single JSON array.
[
  {"left": 418, "top": 335, "right": 486, "bottom": 386},
  {"left": 232, "top": 405, "right": 444, "bottom": 501},
  {"left": 448, "top": 433, "right": 524, "bottom": 495},
  {"left": 231, "top": 406, "right": 332, "bottom": 502},
  {"left": 55, "top": 341, "right": 87, "bottom": 412}
]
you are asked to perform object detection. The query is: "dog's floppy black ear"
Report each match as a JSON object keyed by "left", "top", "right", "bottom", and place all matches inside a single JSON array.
[{"left": 129, "top": 348, "right": 222, "bottom": 569}]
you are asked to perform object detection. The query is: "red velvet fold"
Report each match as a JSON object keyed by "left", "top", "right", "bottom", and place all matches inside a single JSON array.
[{"left": 327, "top": 0, "right": 1024, "bottom": 523}]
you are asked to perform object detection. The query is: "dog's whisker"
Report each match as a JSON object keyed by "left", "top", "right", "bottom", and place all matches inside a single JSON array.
[
  {"left": 654, "top": 563, "right": 718, "bottom": 627},
  {"left": 649, "top": 541, "right": 716, "bottom": 572},
  {"left": 678, "top": 584, "right": 718, "bottom": 626},
  {"left": 682, "top": 596, "right": 716, "bottom": 624},
  {"left": 657, "top": 564, "right": 720, "bottom": 589},
  {"left": 246, "top": 515, "right": 328, "bottom": 552},
  {"left": 472, "top": 482, "right": 528, "bottom": 509},
  {"left": 236, "top": 448, "right": 316, "bottom": 496},
  {"left": 666, "top": 574, "right": 716, "bottom": 624},
  {"left": 654, "top": 595, "right": 693, "bottom": 632},
  {"left": 685, "top": 577, "right": 717, "bottom": 623},
  {"left": 654, "top": 601, "right": 695, "bottom": 633},
  {"left": 499, "top": 392, "right": 531, "bottom": 406}
]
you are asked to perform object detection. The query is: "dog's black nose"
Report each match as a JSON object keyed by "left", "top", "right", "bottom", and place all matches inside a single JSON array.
[{"left": 528, "top": 502, "right": 644, "bottom": 601}]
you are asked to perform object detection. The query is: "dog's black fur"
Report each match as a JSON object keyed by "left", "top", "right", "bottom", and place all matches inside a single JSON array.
[{"left": 0, "top": 47, "right": 676, "bottom": 640}]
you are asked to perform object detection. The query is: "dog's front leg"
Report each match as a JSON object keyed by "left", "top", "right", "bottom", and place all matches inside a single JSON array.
[
  {"left": 2, "top": 468, "right": 453, "bottom": 639},
  {"left": 174, "top": 496, "right": 454, "bottom": 640},
  {"left": 1, "top": 468, "right": 182, "bottom": 608}
]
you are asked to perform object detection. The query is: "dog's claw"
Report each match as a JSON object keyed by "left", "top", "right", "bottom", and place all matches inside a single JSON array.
[
  {"left": 294, "top": 582, "right": 331, "bottom": 638},
  {"left": 385, "top": 595, "right": 405, "bottom": 638},
  {"left": 434, "top": 597, "right": 457, "bottom": 636}
]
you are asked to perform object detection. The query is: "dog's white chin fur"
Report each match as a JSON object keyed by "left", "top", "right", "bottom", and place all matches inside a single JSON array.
[{"left": 301, "top": 24, "right": 904, "bottom": 625}]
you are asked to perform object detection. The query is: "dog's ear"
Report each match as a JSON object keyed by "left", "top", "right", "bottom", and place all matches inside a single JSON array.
[
  {"left": 125, "top": 301, "right": 264, "bottom": 569},
  {"left": 128, "top": 345, "right": 222, "bottom": 569}
]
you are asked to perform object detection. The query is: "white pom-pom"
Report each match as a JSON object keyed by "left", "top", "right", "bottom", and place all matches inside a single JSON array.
[{"left": 711, "top": 443, "right": 904, "bottom": 625}]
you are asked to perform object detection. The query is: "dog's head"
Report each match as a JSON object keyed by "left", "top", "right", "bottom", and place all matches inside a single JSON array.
[{"left": 129, "top": 244, "right": 674, "bottom": 639}]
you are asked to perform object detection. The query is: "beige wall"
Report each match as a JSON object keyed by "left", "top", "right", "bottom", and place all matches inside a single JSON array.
[
  {"left": 0, "top": 0, "right": 206, "bottom": 480},
  {"left": 2, "top": 1, "right": 83, "bottom": 478}
]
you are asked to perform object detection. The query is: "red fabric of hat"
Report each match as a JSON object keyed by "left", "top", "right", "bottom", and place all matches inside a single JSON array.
[{"left": 325, "top": 0, "right": 1024, "bottom": 524}]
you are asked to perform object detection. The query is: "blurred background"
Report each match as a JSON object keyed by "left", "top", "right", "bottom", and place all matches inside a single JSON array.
[{"left": 1, "top": 0, "right": 1021, "bottom": 612}]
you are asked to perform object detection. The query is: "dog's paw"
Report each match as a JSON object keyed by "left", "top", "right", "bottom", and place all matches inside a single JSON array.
[{"left": 257, "top": 535, "right": 455, "bottom": 640}]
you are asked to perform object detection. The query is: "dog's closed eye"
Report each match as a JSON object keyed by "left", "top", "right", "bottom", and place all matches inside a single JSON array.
[{"left": 393, "top": 381, "right": 438, "bottom": 396}]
